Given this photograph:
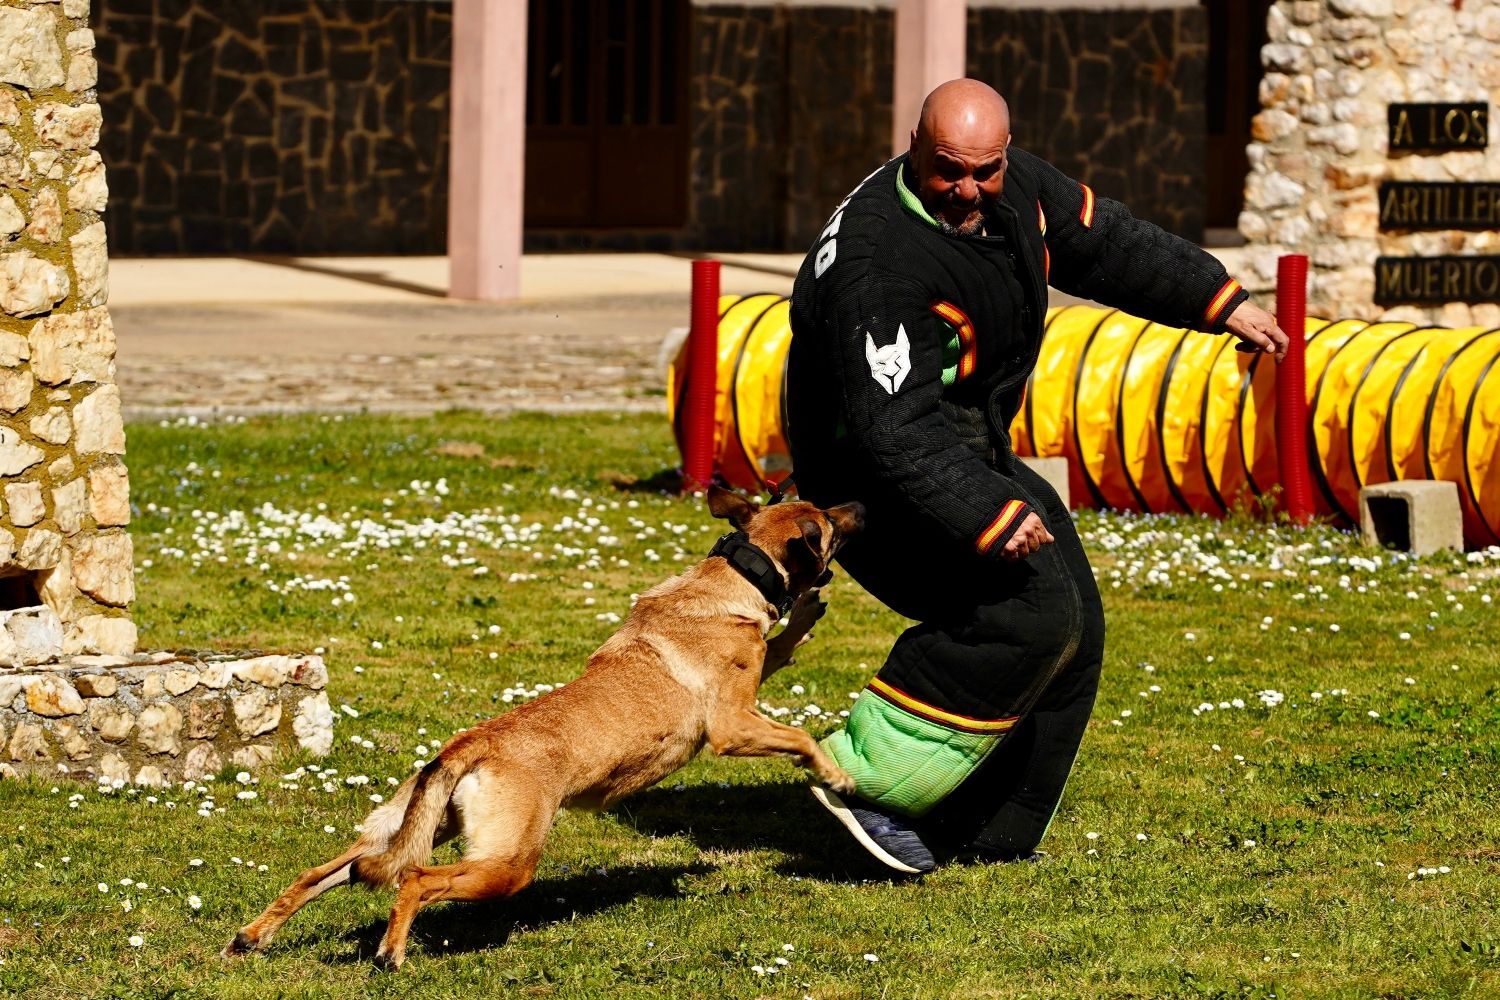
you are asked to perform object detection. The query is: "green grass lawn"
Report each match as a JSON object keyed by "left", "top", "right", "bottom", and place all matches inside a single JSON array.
[{"left": 1, "top": 411, "right": 1497, "bottom": 999}]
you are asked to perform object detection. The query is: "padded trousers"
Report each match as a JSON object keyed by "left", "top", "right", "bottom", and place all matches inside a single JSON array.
[{"left": 814, "top": 459, "right": 1106, "bottom": 858}]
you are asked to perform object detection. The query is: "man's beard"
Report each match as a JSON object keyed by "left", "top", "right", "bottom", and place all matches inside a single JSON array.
[
  {"left": 931, "top": 197, "right": 992, "bottom": 237},
  {"left": 935, "top": 211, "right": 985, "bottom": 237}
]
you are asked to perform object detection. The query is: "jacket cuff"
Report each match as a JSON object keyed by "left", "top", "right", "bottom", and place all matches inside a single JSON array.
[
  {"left": 1202, "top": 278, "right": 1249, "bottom": 332},
  {"left": 975, "top": 499, "right": 1036, "bottom": 556}
]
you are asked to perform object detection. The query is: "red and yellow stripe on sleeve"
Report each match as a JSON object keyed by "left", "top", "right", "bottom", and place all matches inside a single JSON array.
[
  {"left": 931, "top": 300, "right": 977, "bottom": 381},
  {"left": 1203, "top": 278, "right": 1243, "bottom": 327},
  {"left": 1038, "top": 200, "right": 1051, "bottom": 280},
  {"left": 1078, "top": 183, "right": 1095, "bottom": 228},
  {"left": 976, "top": 499, "right": 1027, "bottom": 554}
]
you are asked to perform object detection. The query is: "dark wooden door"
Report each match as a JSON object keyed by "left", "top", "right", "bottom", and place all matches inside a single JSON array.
[
  {"left": 524, "top": 0, "right": 689, "bottom": 228},
  {"left": 1202, "top": 0, "right": 1272, "bottom": 230}
]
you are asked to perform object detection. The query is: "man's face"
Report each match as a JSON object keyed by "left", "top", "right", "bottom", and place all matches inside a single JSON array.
[{"left": 911, "top": 128, "right": 1010, "bottom": 237}]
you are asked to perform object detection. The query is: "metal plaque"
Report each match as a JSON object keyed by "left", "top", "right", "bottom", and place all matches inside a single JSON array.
[
  {"left": 1388, "top": 103, "right": 1488, "bottom": 151},
  {"left": 1378, "top": 181, "right": 1500, "bottom": 231},
  {"left": 1374, "top": 255, "right": 1500, "bottom": 305}
]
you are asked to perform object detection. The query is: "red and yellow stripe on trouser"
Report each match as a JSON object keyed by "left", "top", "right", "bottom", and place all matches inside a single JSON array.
[
  {"left": 822, "top": 677, "right": 1021, "bottom": 816},
  {"left": 869, "top": 678, "right": 1019, "bottom": 735}
]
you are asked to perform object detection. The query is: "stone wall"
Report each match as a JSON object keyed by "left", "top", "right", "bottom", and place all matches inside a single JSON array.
[
  {"left": 0, "top": 0, "right": 134, "bottom": 656},
  {"left": 94, "top": 0, "right": 453, "bottom": 254},
  {"left": 537, "top": 4, "right": 1206, "bottom": 252},
  {"left": 0, "top": 651, "right": 333, "bottom": 784},
  {"left": 91, "top": 0, "right": 1205, "bottom": 254},
  {"left": 692, "top": 4, "right": 894, "bottom": 253},
  {"left": 969, "top": 5, "right": 1208, "bottom": 242},
  {"left": 687, "top": 6, "right": 790, "bottom": 251},
  {"left": 1238, "top": 0, "right": 1500, "bottom": 324}
]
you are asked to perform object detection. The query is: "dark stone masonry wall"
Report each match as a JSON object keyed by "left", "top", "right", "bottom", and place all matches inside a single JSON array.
[
  {"left": 93, "top": 1, "right": 1205, "bottom": 255},
  {"left": 95, "top": 0, "right": 452, "bottom": 255},
  {"left": 968, "top": 7, "right": 1208, "bottom": 242},
  {"left": 540, "top": 4, "right": 1204, "bottom": 251},
  {"left": 690, "top": 5, "right": 894, "bottom": 254}
]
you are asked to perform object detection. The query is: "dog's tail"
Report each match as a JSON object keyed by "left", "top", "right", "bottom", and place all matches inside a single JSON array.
[{"left": 351, "top": 745, "right": 475, "bottom": 887}]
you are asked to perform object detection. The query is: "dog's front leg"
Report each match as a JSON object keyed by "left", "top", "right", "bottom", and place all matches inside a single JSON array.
[
  {"left": 707, "top": 708, "right": 854, "bottom": 793},
  {"left": 762, "top": 588, "right": 827, "bottom": 679}
]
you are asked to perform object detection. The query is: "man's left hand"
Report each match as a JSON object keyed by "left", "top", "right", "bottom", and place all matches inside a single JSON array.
[{"left": 1224, "top": 301, "right": 1289, "bottom": 363}]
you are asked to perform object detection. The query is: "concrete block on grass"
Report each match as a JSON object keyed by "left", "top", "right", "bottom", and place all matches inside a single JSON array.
[
  {"left": 1019, "top": 456, "right": 1070, "bottom": 510},
  {"left": 1359, "top": 480, "right": 1463, "bottom": 555}
]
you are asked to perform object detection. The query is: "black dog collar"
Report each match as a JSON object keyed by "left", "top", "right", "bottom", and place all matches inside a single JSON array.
[{"left": 708, "top": 531, "right": 793, "bottom": 616}]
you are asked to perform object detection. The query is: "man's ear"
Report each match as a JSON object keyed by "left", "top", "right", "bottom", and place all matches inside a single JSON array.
[{"left": 707, "top": 484, "right": 758, "bottom": 529}]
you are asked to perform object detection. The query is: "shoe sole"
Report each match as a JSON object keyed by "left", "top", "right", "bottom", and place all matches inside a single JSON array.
[{"left": 810, "top": 785, "right": 925, "bottom": 875}]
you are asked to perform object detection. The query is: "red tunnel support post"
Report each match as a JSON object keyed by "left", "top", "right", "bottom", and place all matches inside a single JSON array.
[
  {"left": 682, "top": 260, "right": 721, "bottom": 493},
  {"left": 1275, "top": 254, "right": 1313, "bottom": 525}
]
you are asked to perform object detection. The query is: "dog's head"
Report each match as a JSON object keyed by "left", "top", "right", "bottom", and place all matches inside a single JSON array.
[{"left": 706, "top": 485, "right": 864, "bottom": 594}]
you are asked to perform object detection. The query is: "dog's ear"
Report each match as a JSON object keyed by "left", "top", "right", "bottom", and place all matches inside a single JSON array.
[
  {"left": 825, "top": 501, "right": 865, "bottom": 538},
  {"left": 784, "top": 517, "right": 826, "bottom": 577},
  {"left": 707, "top": 484, "right": 759, "bottom": 529}
]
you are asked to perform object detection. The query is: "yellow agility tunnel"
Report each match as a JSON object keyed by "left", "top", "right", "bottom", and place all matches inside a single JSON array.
[{"left": 669, "top": 297, "right": 1500, "bottom": 548}]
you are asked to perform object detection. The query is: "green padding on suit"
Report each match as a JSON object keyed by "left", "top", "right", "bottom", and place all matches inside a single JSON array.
[{"left": 821, "top": 691, "right": 1001, "bottom": 817}]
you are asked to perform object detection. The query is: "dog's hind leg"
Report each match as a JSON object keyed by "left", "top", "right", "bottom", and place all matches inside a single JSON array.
[
  {"left": 373, "top": 782, "right": 551, "bottom": 971},
  {"left": 223, "top": 782, "right": 463, "bottom": 958},
  {"left": 371, "top": 852, "right": 542, "bottom": 972},
  {"left": 223, "top": 842, "right": 367, "bottom": 957}
]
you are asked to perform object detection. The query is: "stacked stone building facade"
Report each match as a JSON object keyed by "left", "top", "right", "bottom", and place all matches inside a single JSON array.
[{"left": 1238, "top": 0, "right": 1500, "bottom": 323}]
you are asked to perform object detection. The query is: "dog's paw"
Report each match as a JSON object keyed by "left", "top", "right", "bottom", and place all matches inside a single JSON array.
[
  {"left": 221, "top": 931, "right": 257, "bottom": 958},
  {"left": 819, "top": 767, "right": 857, "bottom": 795},
  {"left": 373, "top": 950, "right": 405, "bottom": 973},
  {"left": 786, "top": 589, "right": 829, "bottom": 626}
]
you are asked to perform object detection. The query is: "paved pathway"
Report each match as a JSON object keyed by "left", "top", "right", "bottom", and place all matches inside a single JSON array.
[
  {"left": 110, "top": 249, "right": 1244, "bottom": 417},
  {"left": 110, "top": 254, "right": 800, "bottom": 417}
]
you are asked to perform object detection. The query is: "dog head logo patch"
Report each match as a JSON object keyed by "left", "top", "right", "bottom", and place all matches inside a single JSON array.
[{"left": 865, "top": 325, "right": 911, "bottom": 394}]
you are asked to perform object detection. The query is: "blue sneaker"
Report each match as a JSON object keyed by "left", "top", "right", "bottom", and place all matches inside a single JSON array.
[{"left": 810, "top": 785, "right": 936, "bottom": 875}]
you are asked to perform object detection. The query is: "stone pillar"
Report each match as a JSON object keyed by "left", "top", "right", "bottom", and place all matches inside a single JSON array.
[
  {"left": 448, "top": 0, "right": 526, "bottom": 302},
  {"left": 0, "top": 0, "right": 133, "bottom": 659},
  {"left": 892, "top": 0, "right": 967, "bottom": 157}
]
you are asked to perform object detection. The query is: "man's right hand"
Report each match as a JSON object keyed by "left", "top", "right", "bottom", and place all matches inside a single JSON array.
[
  {"left": 1001, "top": 512, "right": 1054, "bottom": 560},
  {"left": 1224, "top": 300, "right": 1289, "bottom": 363}
]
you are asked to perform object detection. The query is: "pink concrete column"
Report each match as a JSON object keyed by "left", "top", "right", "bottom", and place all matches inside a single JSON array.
[
  {"left": 448, "top": 0, "right": 526, "bottom": 301},
  {"left": 892, "top": 0, "right": 967, "bottom": 157}
]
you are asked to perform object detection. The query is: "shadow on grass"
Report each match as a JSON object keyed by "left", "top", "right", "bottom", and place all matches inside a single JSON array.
[
  {"left": 318, "top": 783, "right": 892, "bottom": 965},
  {"left": 615, "top": 781, "right": 897, "bottom": 883},
  {"left": 602, "top": 466, "right": 684, "bottom": 494},
  {"left": 329, "top": 862, "right": 714, "bottom": 963}
]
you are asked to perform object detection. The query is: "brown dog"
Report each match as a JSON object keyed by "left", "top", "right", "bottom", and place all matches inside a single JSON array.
[{"left": 223, "top": 485, "right": 864, "bottom": 969}]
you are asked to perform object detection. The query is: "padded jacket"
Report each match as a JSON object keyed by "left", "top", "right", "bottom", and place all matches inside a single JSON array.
[{"left": 786, "top": 149, "right": 1249, "bottom": 557}]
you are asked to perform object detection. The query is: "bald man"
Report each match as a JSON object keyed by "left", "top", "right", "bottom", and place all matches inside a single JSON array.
[{"left": 787, "top": 80, "right": 1286, "bottom": 874}]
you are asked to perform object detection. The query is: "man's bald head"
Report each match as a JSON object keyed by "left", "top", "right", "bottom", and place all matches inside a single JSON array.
[
  {"left": 916, "top": 79, "right": 1011, "bottom": 148},
  {"left": 908, "top": 79, "right": 1012, "bottom": 237}
]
